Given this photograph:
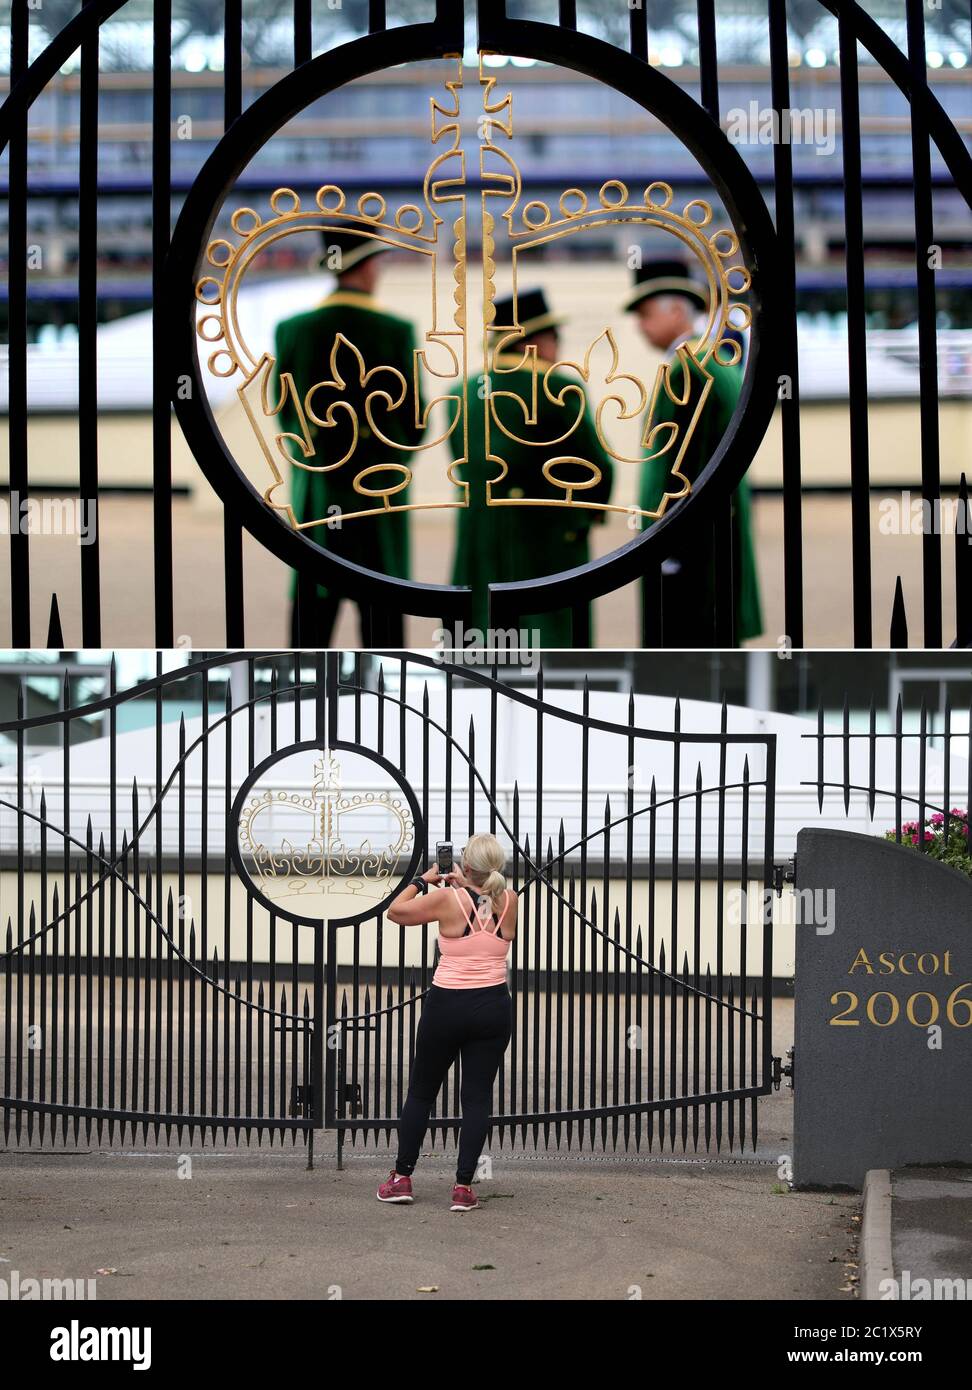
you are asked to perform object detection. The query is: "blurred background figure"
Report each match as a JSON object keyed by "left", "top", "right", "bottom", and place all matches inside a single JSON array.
[
  {"left": 274, "top": 223, "right": 426, "bottom": 645},
  {"left": 449, "top": 289, "right": 615, "bottom": 647},
  {"left": 626, "top": 257, "right": 762, "bottom": 647}
]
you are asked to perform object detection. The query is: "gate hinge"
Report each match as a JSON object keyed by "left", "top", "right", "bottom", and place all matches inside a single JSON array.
[
  {"left": 771, "top": 1048, "right": 795, "bottom": 1091},
  {"left": 773, "top": 857, "right": 796, "bottom": 897}
]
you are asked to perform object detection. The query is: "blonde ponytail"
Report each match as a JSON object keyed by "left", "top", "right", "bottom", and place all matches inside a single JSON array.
[{"left": 461, "top": 834, "right": 508, "bottom": 915}]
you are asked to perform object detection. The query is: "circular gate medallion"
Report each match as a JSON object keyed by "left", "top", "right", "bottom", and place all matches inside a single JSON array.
[
  {"left": 169, "top": 38, "right": 779, "bottom": 615},
  {"left": 230, "top": 740, "right": 424, "bottom": 927}
]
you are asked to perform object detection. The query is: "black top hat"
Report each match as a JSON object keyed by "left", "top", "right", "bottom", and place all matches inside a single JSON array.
[
  {"left": 623, "top": 257, "right": 708, "bottom": 312},
  {"left": 493, "top": 287, "right": 567, "bottom": 338},
  {"left": 317, "top": 221, "right": 391, "bottom": 274}
]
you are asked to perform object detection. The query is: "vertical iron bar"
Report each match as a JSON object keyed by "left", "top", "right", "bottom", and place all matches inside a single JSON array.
[
  {"left": 692, "top": 765, "right": 703, "bottom": 1151},
  {"left": 79, "top": 0, "right": 102, "bottom": 643},
  {"left": 85, "top": 820, "right": 94, "bottom": 1143},
  {"left": 768, "top": 0, "right": 804, "bottom": 647},
  {"left": 294, "top": 0, "right": 312, "bottom": 66},
  {"left": 647, "top": 778, "right": 657, "bottom": 1150},
  {"left": 628, "top": 0, "right": 648, "bottom": 62},
  {"left": 107, "top": 661, "right": 117, "bottom": 1132},
  {"left": 696, "top": 0, "right": 719, "bottom": 120},
  {"left": 918, "top": 699, "right": 928, "bottom": 851},
  {"left": 956, "top": 476, "right": 971, "bottom": 646},
  {"left": 894, "top": 695, "right": 903, "bottom": 842},
  {"left": 624, "top": 701, "right": 635, "bottom": 1152},
  {"left": 533, "top": 670, "right": 544, "bottom": 1151},
  {"left": 761, "top": 737, "right": 777, "bottom": 1096},
  {"left": 222, "top": 0, "right": 245, "bottom": 644},
  {"left": 669, "top": 698, "right": 681, "bottom": 1148},
  {"left": 906, "top": 0, "right": 943, "bottom": 647},
  {"left": 8, "top": 0, "right": 30, "bottom": 645},
  {"left": 838, "top": 9, "right": 873, "bottom": 647},
  {"left": 152, "top": 0, "right": 174, "bottom": 645},
  {"left": 177, "top": 718, "right": 186, "bottom": 1128},
  {"left": 39, "top": 801, "right": 49, "bottom": 1145},
  {"left": 61, "top": 675, "right": 71, "bottom": 1142},
  {"left": 737, "top": 758, "right": 750, "bottom": 1151},
  {"left": 200, "top": 669, "right": 209, "bottom": 1122}
]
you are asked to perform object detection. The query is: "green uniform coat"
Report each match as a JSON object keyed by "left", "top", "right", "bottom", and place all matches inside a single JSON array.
[
  {"left": 638, "top": 350, "right": 763, "bottom": 644},
  {"left": 448, "top": 358, "right": 615, "bottom": 647},
  {"left": 273, "top": 288, "right": 426, "bottom": 599}
]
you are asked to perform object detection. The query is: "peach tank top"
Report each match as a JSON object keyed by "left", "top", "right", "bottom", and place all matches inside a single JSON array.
[{"left": 432, "top": 886, "right": 513, "bottom": 989}]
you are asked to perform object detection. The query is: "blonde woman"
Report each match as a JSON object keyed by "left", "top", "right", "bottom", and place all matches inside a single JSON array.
[{"left": 376, "top": 834, "right": 517, "bottom": 1212}]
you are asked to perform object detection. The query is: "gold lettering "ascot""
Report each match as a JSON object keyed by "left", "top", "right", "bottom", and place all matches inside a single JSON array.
[{"left": 847, "top": 949, "right": 954, "bottom": 976}]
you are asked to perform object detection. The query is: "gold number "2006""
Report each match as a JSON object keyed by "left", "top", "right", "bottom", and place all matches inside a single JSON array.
[{"left": 829, "top": 982, "right": 972, "bottom": 1027}]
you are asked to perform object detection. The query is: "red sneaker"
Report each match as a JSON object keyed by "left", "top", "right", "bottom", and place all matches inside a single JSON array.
[
  {"left": 377, "top": 1170, "right": 413, "bottom": 1203},
  {"left": 450, "top": 1184, "right": 479, "bottom": 1212}
]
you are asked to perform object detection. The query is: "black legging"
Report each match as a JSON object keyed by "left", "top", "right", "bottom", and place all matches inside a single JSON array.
[{"left": 395, "top": 982, "right": 513, "bottom": 1185}]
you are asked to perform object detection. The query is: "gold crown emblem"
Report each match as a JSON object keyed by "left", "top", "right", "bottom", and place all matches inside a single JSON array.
[
  {"left": 196, "top": 54, "right": 752, "bottom": 532},
  {"left": 237, "top": 752, "right": 414, "bottom": 901}
]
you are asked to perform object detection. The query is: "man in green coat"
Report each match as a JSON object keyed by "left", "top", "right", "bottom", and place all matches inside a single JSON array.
[
  {"left": 625, "top": 258, "right": 763, "bottom": 646},
  {"left": 273, "top": 224, "right": 426, "bottom": 644},
  {"left": 448, "top": 289, "right": 614, "bottom": 648}
]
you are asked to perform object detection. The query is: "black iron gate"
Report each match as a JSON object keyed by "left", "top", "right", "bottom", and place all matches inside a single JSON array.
[
  {"left": 324, "top": 651, "right": 778, "bottom": 1160},
  {"left": 2, "top": 2, "right": 970, "bottom": 649},
  {"left": 1, "top": 652, "right": 326, "bottom": 1154},
  {"left": 1, "top": 651, "right": 778, "bottom": 1157}
]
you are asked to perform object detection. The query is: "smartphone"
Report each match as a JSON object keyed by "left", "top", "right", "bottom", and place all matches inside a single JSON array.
[{"left": 436, "top": 841, "right": 454, "bottom": 877}]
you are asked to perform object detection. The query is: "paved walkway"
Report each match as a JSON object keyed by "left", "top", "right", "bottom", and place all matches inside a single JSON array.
[{"left": 0, "top": 1124, "right": 861, "bottom": 1300}]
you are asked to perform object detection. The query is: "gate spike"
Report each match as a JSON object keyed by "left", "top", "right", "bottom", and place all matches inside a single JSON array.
[
  {"left": 46, "top": 592, "right": 64, "bottom": 649},
  {"left": 890, "top": 575, "right": 909, "bottom": 647}
]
